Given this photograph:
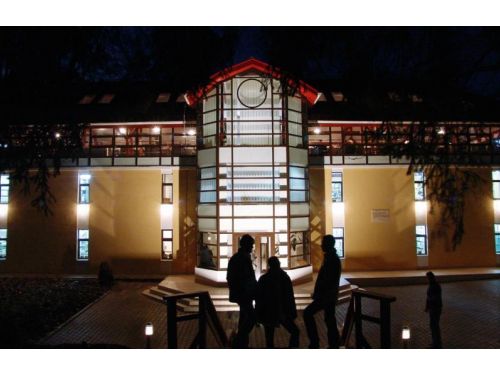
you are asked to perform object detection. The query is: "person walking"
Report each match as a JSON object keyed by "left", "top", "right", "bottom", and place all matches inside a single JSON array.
[
  {"left": 255, "top": 256, "right": 299, "bottom": 348},
  {"left": 303, "top": 234, "right": 342, "bottom": 348},
  {"left": 425, "top": 271, "right": 443, "bottom": 348},
  {"left": 226, "top": 234, "right": 257, "bottom": 348}
]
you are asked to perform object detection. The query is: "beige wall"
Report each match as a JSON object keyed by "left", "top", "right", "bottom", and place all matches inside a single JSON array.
[
  {"left": 427, "top": 168, "right": 496, "bottom": 268},
  {"left": 0, "top": 167, "right": 198, "bottom": 277},
  {"left": 343, "top": 167, "right": 417, "bottom": 270}
]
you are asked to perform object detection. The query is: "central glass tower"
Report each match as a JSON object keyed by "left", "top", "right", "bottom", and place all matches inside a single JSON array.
[{"left": 192, "top": 60, "right": 316, "bottom": 284}]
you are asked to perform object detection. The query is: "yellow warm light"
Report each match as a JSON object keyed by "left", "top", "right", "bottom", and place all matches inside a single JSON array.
[
  {"left": 494, "top": 200, "right": 500, "bottom": 212},
  {"left": 332, "top": 202, "right": 345, "bottom": 216},
  {"left": 77, "top": 204, "right": 89, "bottom": 216},
  {"left": 161, "top": 204, "right": 173, "bottom": 216},
  {"left": 0, "top": 204, "right": 8, "bottom": 216},
  {"left": 402, "top": 326, "right": 411, "bottom": 340},
  {"left": 414, "top": 201, "right": 428, "bottom": 215}
]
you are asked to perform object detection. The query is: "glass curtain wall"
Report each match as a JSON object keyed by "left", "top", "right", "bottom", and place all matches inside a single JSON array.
[{"left": 197, "top": 74, "right": 310, "bottom": 272}]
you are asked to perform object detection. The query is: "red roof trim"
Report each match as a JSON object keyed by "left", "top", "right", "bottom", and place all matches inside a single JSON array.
[{"left": 185, "top": 58, "right": 320, "bottom": 107}]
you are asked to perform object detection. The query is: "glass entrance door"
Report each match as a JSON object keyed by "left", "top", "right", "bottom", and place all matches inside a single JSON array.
[{"left": 233, "top": 233, "right": 273, "bottom": 279}]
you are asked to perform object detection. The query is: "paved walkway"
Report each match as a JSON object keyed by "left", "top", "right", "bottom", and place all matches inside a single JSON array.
[{"left": 41, "top": 279, "right": 500, "bottom": 349}]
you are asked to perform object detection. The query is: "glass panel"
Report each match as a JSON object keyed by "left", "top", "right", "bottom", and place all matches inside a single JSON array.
[
  {"left": 414, "top": 171, "right": 424, "bottom": 182},
  {"left": 494, "top": 182, "right": 500, "bottom": 200},
  {"left": 416, "top": 237, "right": 427, "bottom": 256},
  {"left": 495, "top": 224, "right": 500, "bottom": 233},
  {"left": 0, "top": 240, "right": 6, "bottom": 258},
  {"left": 0, "top": 175, "right": 10, "bottom": 184},
  {"left": 219, "top": 258, "right": 229, "bottom": 269},
  {"left": 79, "top": 174, "right": 91, "bottom": 184},
  {"left": 332, "top": 172, "right": 342, "bottom": 182},
  {"left": 335, "top": 239, "right": 344, "bottom": 258},
  {"left": 495, "top": 234, "right": 500, "bottom": 254},
  {"left": 78, "top": 240, "right": 89, "bottom": 259},
  {"left": 492, "top": 170, "right": 500, "bottom": 181},
  {"left": 200, "top": 180, "right": 216, "bottom": 191},
  {"left": 162, "top": 185, "right": 173, "bottom": 203},
  {"left": 79, "top": 186, "right": 90, "bottom": 204},
  {"left": 162, "top": 230, "right": 173, "bottom": 239},
  {"left": 414, "top": 183, "right": 425, "bottom": 201},
  {"left": 332, "top": 182, "right": 342, "bottom": 202},
  {"left": 201, "top": 191, "right": 216, "bottom": 203},
  {"left": 416, "top": 225, "right": 426, "bottom": 235},
  {"left": 290, "top": 191, "right": 307, "bottom": 202},
  {"left": 78, "top": 229, "right": 89, "bottom": 239},
  {"left": 0, "top": 186, "right": 9, "bottom": 203},
  {"left": 162, "top": 241, "right": 173, "bottom": 260},
  {"left": 200, "top": 168, "right": 216, "bottom": 179},
  {"left": 289, "top": 166, "right": 306, "bottom": 178},
  {"left": 290, "top": 178, "right": 306, "bottom": 190},
  {"left": 332, "top": 227, "right": 344, "bottom": 237},
  {"left": 0, "top": 229, "right": 7, "bottom": 238}
]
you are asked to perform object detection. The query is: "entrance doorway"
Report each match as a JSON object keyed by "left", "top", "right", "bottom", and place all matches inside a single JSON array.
[{"left": 233, "top": 233, "right": 273, "bottom": 279}]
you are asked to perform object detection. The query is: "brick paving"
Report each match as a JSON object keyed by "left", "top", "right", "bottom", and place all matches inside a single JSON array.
[{"left": 41, "top": 279, "right": 500, "bottom": 349}]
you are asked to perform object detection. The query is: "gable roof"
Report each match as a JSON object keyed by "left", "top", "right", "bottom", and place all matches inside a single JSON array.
[{"left": 184, "top": 58, "right": 320, "bottom": 107}]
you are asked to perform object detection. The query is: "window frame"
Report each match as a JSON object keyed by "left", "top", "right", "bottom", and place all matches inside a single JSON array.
[
  {"left": 0, "top": 228, "right": 7, "bottom": 260},
  {"left": 0, "top": 174, "right": 10, "bottom": 204},
  {"left": 332, "top": 227, "right": 344, "bottom": 258},
  {"left": 162, "top": 180, "right": 173, "bottom": 204},
  {"left": 415, "top": 225, "right": 428, "bottom": 256},
  {"left": 78, "top": 174, "right": 91, "bottom": 204},
  {"left": 494, "top": 224, "right": 500, "bottom": 255},
  {"left": 161, "top": 229, "right": 173, "bottom": 261},
  {"left": 77, "top": 229, "right": 89, "bottom": 261},
  {"left": 414, "top": 171, "right": 425, "bottom": 201},
  {"left": 332, "top": 172, "right": 343, "bottom": 203},
  {"left": 492, "top": 170, "right": 500, "bottom": 200}
]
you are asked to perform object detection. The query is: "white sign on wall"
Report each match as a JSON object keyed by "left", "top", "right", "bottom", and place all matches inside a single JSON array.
[{"left": 371, "top": 209, "right": 390, "bottom": 223}]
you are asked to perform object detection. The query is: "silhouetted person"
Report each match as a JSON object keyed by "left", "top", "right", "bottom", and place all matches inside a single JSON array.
[
  {"left": 425, "top": 271, "right": 442, "bottom": 348},
  {"left": 256, "top": 256, "right": 299, "bottom": 348},
  {"left": 199, "top": 244, "right": 215, "bottom": 269},
  {"left": 303, "top": 235, "right": 342, "bottom": 348},
  {"left": 227, "top": 234, "right": 257, "bottom": 348}
]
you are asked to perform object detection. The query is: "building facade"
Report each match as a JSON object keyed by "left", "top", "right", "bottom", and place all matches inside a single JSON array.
[{"left": 0, "top": 59, "right": 499, "bottom": 280}]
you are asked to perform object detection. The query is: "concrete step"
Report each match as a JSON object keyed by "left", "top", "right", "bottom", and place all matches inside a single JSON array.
[{"left": 144, "top": 283, "right": 358, "bottom": 312}]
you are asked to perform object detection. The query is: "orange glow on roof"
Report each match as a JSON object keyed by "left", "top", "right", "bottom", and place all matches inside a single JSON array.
[{"left": 185, "top": 58, "right": 320, "bottom": 107}]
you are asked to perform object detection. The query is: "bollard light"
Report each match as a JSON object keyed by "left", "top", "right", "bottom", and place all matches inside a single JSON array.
[
  {"left": 145, "top": 322, "right": 154, "bottom": 336},
  {"left": 402, "top": 326, "right": 410, "bottom": 340}
]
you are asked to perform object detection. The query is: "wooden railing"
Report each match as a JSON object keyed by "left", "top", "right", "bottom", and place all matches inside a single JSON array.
[
  {"left": 163, "top": 291, "right": 228, "bottom": 349},
  {"left": 340, "top": 289, "right": 396, "bottom": 349}
]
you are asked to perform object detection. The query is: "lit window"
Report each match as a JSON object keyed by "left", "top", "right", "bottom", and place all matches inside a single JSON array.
[
  {"left": 494, "top": 224, "right": 500, "bottom": 255},
  {"left": 79, "top": 174, "right": 91, "bottom": 204},
  {"left": 77, "top": 229, "right": 89, "bottom": 260},
  {"left": 414, "top": 171, "right": 425, "bottom": 201},
  {"left": 332, "top": 172, "right": 343, "bottom": 202},
  {"left": 332, "top": 227, "right": 344, "bottom": 258},
  {"left": 416, "top": 225, "right": 428, "bottom": 256},
  {"left": 492, "top": 171, "right": 500, "bottom": 199},
  {"left": 162, "top": 175, "right": 173, "bottom": 204},
  {"left": 0, "top": 228, "right": 7, "bottom": 260},
  {"left": 0, "top": 174, "right": 10, "bottom": 204},
  {"left": 162, "top": 230, "right": 173, "bottom": 261}
]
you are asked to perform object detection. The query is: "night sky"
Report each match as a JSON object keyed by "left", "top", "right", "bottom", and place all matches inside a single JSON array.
[{"left": 1, "top": 27, "right": 500, "bottom": 98}]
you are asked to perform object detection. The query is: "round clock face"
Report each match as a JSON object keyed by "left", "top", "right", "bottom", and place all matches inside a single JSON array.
[{"left": 237, "top": 78, "right": 267, "bottom": 108}]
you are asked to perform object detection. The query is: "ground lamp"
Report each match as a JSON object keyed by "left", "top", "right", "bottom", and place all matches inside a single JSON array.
[
  {"left": 401, "top": 326, "right": 411, "bottom": 348},
  {"left": 145, "top": 322, "right": 154, "bottom": 349}
]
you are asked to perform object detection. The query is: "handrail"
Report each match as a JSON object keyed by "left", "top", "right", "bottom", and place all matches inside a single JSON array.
[
  {"left": 341, "top": 289, "right": 397, "bottom": 349},
  {"left": 163, "top": 291, "right": 228, "bottom": 349}
]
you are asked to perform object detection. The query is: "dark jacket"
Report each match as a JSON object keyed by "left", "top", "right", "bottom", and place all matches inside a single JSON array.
[
  {"left": 255, "top": 268, "right": 297, "bottom": 327},
  {"left": 313, "top": 249, "right": 341, "bottom": 303},
  {"left": 426, "top": 282, "right": 442, "bottom": 312},
  {"left": 226, "top": 249, "right": 257, "bottom": 304}
]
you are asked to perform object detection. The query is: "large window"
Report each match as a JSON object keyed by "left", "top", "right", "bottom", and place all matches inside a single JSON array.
[
  {"left": 0, "top": 229, "right": 7, "bottom": 260},
  {"left": 289, "top": 166, "right": 309, "bottom": 202},
  {"left": 414, "top": 171, "right": 425, "bottom": 201},
  {"left": 161, "top": 229, "right": 173, "bottom": 260},
  {"left": 416, "top": 225, "right": 428, "bottom": 256},
  {"left": 0, "top": 175, "right": 10, "bottom": 204},
  {"left": 332, "top": 172, "right": 343, "bottom": 202},
  {"left": 77, "top": 229, "right": 89, "bottom": 260},
  {"left": 332, "top": 227, "right": 344, "bottom": 258}
]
